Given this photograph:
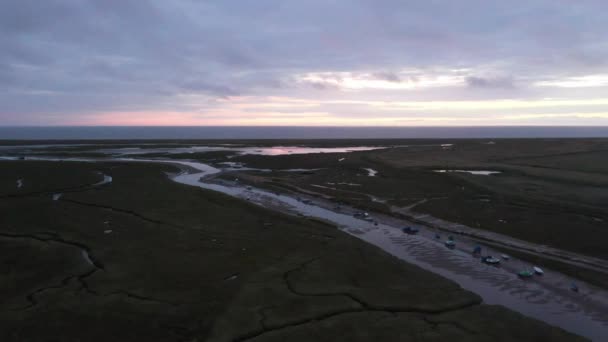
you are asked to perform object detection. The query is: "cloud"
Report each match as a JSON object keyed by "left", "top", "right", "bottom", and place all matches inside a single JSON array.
[
  {"left": 296, "top": 70, "right": 465, "bottom": 90},
  {"left": 178, "top": 80, "right": 239, "bottom": 98},
  {"left": 465, "top": 76, "right": 515, "bottom": 89},
  {"left": 1, "top": 0, "right": 607, "bottom": 125},
  {"left": 372, "top": 72, "right": 402, "bottom": 83},
  {"left": 534, "top": 74, "right": 608, "bottom": 88}
]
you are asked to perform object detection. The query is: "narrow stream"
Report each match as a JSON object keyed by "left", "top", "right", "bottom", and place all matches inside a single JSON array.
[{"left": 171, "top": 160, "right": 608, "bottom": 341}]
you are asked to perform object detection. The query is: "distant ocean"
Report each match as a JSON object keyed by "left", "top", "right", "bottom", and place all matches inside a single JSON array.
[{"left": 1, "top": 126, "right": 608, "bottom": 140}]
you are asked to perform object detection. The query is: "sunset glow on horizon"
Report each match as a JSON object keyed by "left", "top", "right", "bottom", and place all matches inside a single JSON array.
[{"left": 2, "top": 1, "right": 608, "bottom": 126}]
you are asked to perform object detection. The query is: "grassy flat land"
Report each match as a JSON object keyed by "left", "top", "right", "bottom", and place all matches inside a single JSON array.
[
  {"left": 227, "top": 139, "right": 608, "bottom": 261},
  {"left": 0, "top": 161, "right": 582, "bottom": 341}
]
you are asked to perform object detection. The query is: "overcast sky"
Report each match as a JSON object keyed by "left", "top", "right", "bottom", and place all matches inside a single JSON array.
[{"left": 1, "top": 0, "right": 607, "bottom": 126}]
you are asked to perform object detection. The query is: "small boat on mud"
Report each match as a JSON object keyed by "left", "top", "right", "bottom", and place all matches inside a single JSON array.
[
  {"left": 533, "top": 266, "right": 544, "bottom": 275},
  {"left": 481, "top": 256, "right": 501, "bottom": 265},
  {"left": 571, "top": 282, "right": 579, "bottom": 292},
  {"left": 501, "top": 254, "right": 510, "bottom": 261},
  {"left": 518, "top": 270, "right": 534, "bottom": 279},
  {"left": 445, "top": 236, "right": 455, "bottom": 249},
  {"left": 402, "top": 226, "right": 419, "bottom": 235}
]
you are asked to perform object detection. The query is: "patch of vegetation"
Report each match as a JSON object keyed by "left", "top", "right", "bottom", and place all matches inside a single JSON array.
[{"left": 0, "top": 160, "right": 583, "bottom": 341}]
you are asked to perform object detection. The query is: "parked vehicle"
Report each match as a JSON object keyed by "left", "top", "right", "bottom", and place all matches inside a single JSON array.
[{"left": 402, "top": 226, "right": 420, "bottom": 235}]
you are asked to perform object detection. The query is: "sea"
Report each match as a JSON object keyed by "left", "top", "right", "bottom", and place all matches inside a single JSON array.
[{"left": 1, "top": 126, "right": 608, "bottom": 140}]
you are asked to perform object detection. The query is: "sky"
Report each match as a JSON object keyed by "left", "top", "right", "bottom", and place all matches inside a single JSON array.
[{"left": 1, "top": 0, "right": 608, "bottom": 126}]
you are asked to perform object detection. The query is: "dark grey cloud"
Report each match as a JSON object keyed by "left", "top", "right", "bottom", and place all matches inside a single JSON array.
[
  {"left": 373, "top": 72, "right": 401, "bottom": 83},
  {"left": 178, "top": 80, "right": 239, "bottom": 98},
  {"left": 1, "top": 0, "right": 607, "bottom": 123},
  {"left": 465, "top": 76, "right": 514, "bottom": 89}
]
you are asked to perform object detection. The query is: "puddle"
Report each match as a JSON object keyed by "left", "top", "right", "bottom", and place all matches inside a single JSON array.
[
  {"left": 363, "top": 168, "right": 378, "bottom": 177},
  {"left": 434, "top": 170, "right": 502, "bottom": 176},
  {"left": 94, "top": 173, "right": 113, "bottom": 186},
  {"left": 327, "top": 182, "right": 361, "bottom": 186},
  {"left": 369, "top": 196, "right": 386, "bottom": 203},
  {"left": 98, "top": 145, "right": 387, "bottom": 157},
  {"left": 311, "top": 184, "right": 335, "bottom": 190},
  {"left": 224, "top": 274, "right": 239, "bottom": 281},
  {"left": 219, "top": 162, "right": 244, "bottom": 168},
  {"left": 81, "top": 250, "right": 95, "bottom": 266},
  {"left": 238, "top": 146, "right": 385, "bottom": 156}
]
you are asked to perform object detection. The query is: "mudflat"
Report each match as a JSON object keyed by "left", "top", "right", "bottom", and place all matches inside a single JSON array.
[
  {"left": 221, "top": 139, "right": 608, "bottom": 287},
  {"left": 0, "top": 159, "right": 584, "bottom": 341}
]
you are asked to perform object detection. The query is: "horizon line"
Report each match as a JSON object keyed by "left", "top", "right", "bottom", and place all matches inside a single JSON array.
[{"left": 3, "top": 125, "right": 608, "bottom": 128}]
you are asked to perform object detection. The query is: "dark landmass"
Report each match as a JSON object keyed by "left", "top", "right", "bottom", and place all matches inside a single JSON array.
[{"left": 0, "top": 160, "right": 584, "bottom": 341}]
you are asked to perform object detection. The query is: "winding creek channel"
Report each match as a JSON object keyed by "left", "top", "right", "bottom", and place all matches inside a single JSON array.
[
  {"left": 171, "top": 159, "right": 608, "bottom": 341},
  {"left": 3, "top": 151, "right": 608, "bottom": 340}
]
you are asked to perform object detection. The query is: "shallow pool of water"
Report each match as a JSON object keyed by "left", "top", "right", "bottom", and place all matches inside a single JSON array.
[
  {"left": 434, "top": 169, "right": 502, "bottom": 176},
  {"left": 363, "top": 168, "right": 378, "bottom": 176},
  {"left": 99, "top": 145, "right": 387, "bottom": 157}
]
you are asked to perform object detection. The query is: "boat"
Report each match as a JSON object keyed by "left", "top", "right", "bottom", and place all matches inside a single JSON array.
[
  {"left": 481, "top": 256, "right": 501, "bottom": 265},
  {"left": 501, "top": 254, "right": 510, "bottom": 260},
  {"left": 445, "top": 240, "right": 455, "bottom": 248},
  {"left": 518, "top": 270, "right": 534, "bottom": 278},
  {"left": 302, "top": 199, "right": 312, "bottom": 205},
  {"left": 402, "top": 226, "right": 419, "bottom": 235},
  {"left": 570, "top": 282, "right": 579, "bottom": 292},
  {"left": 246, "top": 186, "right": 252, "bottom": 190},
  {"left": 533, "top": 266, "right": 544, "bottom": 275}
]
